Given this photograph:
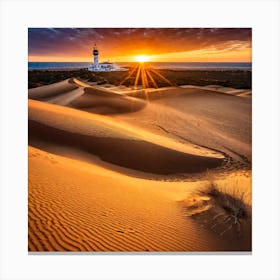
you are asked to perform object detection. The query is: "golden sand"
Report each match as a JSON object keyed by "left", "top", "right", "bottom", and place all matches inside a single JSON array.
[{"left": 28, "top": 78, "right": 252, "bottom": 251}]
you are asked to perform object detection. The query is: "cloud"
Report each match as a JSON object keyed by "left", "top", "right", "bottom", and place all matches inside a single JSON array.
[{"left": 28, "top": 28, "right": 251, "bottom": 61}]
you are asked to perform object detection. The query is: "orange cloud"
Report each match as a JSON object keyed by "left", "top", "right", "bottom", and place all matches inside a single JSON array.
[{"left": 28, "top": 28, "right": 252, "bottom": 62}]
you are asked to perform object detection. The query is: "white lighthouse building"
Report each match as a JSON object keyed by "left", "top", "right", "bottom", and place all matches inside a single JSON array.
[
  {"left": 93, "top": 44, "right": 99, "bottom": 68},
  {"left": 88, "top": 44, "right": 127, "bottom": 72}
]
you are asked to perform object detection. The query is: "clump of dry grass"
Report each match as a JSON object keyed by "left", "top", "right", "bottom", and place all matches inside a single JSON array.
[
  {"left": 196, "top": 181, "right": 251, "bottom": 237},
  {"left": 204, "top": 183, "right": 250, "bottom": 220}
]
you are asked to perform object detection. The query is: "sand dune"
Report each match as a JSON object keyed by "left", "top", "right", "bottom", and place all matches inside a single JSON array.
[
  {"left": 118, "top": 87, "right": 252, "bottom": 163},
  {"left": 29, "top": 99, "right": 224, "bottom": 175},
  {"left": 28, "top": 79, "right": 252, "bottom": 252},
  {"left": 29, "top": 146, "right": 250, "bottom": 252},
  {"left": 44, "top": 88, "right": 84, "bottom": 105},
  {"left": 68, "top": 87, "right": 146, "bottom": 115},
  {"left": 29, "top": 78, "right": 147, "bottom": 114},
  {"left": 28, "top": 79, "right": 78, "bottom": 99},
  {"left": 181, "top": 85, "right": 252, "bottom": 97}
]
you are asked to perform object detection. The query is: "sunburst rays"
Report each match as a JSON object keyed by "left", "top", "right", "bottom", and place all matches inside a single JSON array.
[
  {"left": 120, "top": 63, "right": 175, "bottom": 90},
  {"left": 119, "top": 64, "right": 138, "bottom": 86}
]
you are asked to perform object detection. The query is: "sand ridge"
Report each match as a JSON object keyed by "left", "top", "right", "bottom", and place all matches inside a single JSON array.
[
  {"left": 29, "top": 99, "right": 224, "bottom": 175},
  {"left": 28, "top": 79, "right": 78, "bottom": 99}
]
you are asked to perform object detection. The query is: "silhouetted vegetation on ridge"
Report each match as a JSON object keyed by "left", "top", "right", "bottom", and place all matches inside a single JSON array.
[{"left": 28, "top": 68, "right": 251, "bottom": 89}]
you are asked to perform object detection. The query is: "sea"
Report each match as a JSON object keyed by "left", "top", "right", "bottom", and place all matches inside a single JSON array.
[{"left": 28, "top": 62, "right": 252, "bottom": 70}]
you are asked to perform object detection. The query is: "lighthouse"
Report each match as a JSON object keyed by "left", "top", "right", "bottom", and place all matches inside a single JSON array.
[
  {"left": 93, "top": 44, "right": 99, "bottom": 69},
  {"left": 88, "top": 45, "right": 127, "bottom": 72}
]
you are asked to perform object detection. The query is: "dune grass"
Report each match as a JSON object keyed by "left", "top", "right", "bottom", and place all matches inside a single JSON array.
[
  {"left": 201, "top": 182, "right": 251, "bottom": 221},
  {"left": 195, "top": 180, "right": 251, "bottom": 237},
  {"left": 181, "top": 176, "right": 251, "bottom": 241}
]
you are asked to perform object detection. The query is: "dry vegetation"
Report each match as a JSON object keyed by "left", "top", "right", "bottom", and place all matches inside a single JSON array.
[
  {"left": 199, "top": 182, "right": 251, "bottom": 233},
  {"left": 182, "top": 179, "right": 251, "bottom": 250}
]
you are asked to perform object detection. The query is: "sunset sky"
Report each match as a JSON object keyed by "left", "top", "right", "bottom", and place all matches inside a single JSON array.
[{"left": 28, "top": 28, "right": 252, "bottom": 63}]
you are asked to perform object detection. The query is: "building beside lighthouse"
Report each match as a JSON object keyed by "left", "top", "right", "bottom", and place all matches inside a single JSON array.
[{"left": 88, "top": 44, "right": 127, "bottom": 72}]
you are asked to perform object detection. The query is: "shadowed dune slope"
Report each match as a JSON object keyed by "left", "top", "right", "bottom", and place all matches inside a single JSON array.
[
  {"left": 28, "top": 99, "right": 224, "bottom": 175},
  {"left": 68, "top": 87, "right": 147, "bottom": 115},
  {"left": 29, "top": 78, "right": 147, "bottom": 115},
  {"left": 29, "top": 120, "right": 223, "bottom": 174}
]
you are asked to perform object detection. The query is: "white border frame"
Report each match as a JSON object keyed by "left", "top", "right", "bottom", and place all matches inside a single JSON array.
[{"left": 1, "top": 0, "right": 280, "bottom": 279}]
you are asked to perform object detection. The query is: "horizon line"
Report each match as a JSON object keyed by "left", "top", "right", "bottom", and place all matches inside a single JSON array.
[{"left": 28, "top": 61, "right": 252, "bottom": 63}]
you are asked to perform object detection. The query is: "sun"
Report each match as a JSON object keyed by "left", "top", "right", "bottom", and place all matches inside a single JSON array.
[{"left": 135, "top": 55, "right": 150, "bottom": 63}]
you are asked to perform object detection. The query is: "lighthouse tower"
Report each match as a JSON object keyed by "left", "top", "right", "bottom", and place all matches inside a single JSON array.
[
  {"left": 93, "top": 44, "right": 99, "bottom": 69},
  {"left": 88, "top": 45, "right": 127, "bottom": 72}
]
